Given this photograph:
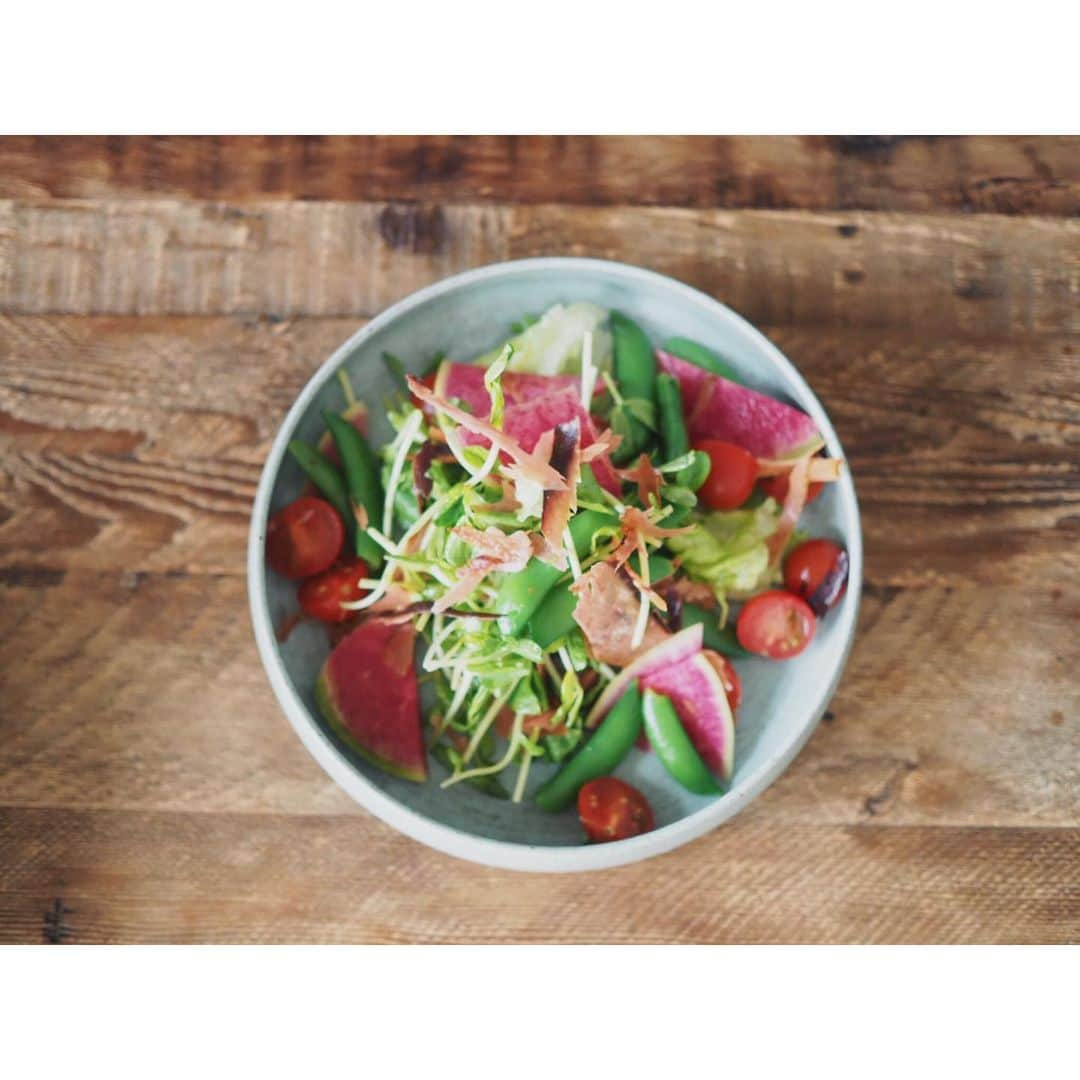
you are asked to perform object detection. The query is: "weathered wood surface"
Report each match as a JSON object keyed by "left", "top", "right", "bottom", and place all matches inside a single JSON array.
[
  {"left": 2, "top": 808, "right": 1076, "bottom": 944},
  {"left": 0, "top": 136, "right": 1077, "bottom": 215},
  {"left": 1, "top": 201, "right": 1075, "bottom": 341},
  {"left": 1, "top": 138, "right": 1078, "bottom": 943}
]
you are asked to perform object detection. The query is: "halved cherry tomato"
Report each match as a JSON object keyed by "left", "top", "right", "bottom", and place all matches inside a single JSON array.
[
  {"left": 578, "top": 777, "right": 655, "bottom": 843},
  {"left": 298, "top": 557, "right": 370, "bottom": 622},
  {"left": 266, "top": 496, "right": 344, "bottom": 580},
  {"left": 736, "top": 590, "right": 817, "bottom": 660},
  {"left": 784, "top": 539, "right": 849, "bottom": 616},
  {"left": 694, "top": 439, "right": 758, "bottom": 510},
  {"left": 709, "top": 652, "right": 743, "bottom": 713}
]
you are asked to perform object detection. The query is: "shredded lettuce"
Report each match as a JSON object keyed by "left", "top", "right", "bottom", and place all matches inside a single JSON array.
[
  {"left": 666, "top": 499, "right": 785, "bottom": 604},
  {"left": 471, "top": 302, "right": 612, "bottom": 376}
]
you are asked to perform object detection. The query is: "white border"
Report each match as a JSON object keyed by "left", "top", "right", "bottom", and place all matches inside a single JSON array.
[{"left": 247, "top": 258, "right": 863, "bottom": 873}]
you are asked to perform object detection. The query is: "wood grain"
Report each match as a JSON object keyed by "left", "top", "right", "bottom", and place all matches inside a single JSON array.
[
  {"left": 1, "top": 200, "right": 1076, "bottom": 340},
  {"left": 2, "top": 807, "right": 1076, "bottom": 943},
  {"left": 2, "top": 317, "right": 1076, "bottom": 584},
  {"left": 0, "top": 136, "right": 1077, "bottom": 215},
  {"left": 1, "top": 571, "right": 1076, "bottom": 828}
]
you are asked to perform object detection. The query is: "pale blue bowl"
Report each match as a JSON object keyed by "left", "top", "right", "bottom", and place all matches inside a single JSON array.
[{"left": 248, "top": 258, "right": 862, "bottom": 872}]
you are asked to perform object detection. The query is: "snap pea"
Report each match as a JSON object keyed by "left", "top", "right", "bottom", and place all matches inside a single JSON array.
[
  {"left": 681, "top": 602, "right": 752, "bottom": 658},
  {"left": 529, "top": 554, "right": 676, "bottom": 650},
  {"left": 323, "top": 411, "right": 385, "bottom": 569},
  {"left": 682, "top": 449, "right": 712, "bottom": 493},
  {"left": 657, "top": 372, "right": 690, "bottom": 463},
  {"left": 610, "top": 311, "right": 658, "bottom": 465},
  {"left": 430, "top": 744, "right": 509, "bottom": 800},
  {"left": 642, "top": 689, "right": 722, "bottom": 795},
  {"left": 528, "top": 582, "right": 578, "bottom": 650},
  {"left": 287, "top": 439, "right": 352, "bottom": 525},
  {"left": 662, "top": 336, "right": 740, "bottom": 383},
  {"left": 534, "top": 684, "right": 643, "bottom": 812},
  {"left": 657, "top": 370, "right": 708, "bottom": 494},
  {"left": 495, "top": 509, "right": 615, "bottom": 636}
]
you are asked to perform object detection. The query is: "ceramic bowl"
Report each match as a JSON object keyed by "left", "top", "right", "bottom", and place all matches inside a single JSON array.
[{"left": 248, "top": 258, "right": 862, "bottom": 872}]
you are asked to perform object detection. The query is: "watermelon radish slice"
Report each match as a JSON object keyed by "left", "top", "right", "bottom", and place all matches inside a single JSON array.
[
  {"left": 315, "top": 618, "right": 427, "bottom": 782},
  {"left": 317, "top": 401, "right": 369, "bottom": 467},
  {"left": 436, "top": 361, "right": 583, "bottom": 417},
  {"left": 656, "top": 349, "right": 820, "bottom": 459},
  {"left": 436, "top": 361, "right": 620, "bottom": 495},
  {"left": 639, "top": 652, "right": 735, "bottom": 780},
  {"left": 586, "top": 625, "right": 704, "bottom": 728}
]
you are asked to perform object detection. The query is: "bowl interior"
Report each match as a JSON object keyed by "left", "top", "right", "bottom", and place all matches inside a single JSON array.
[{"left": 252, "top": 261, "right": 861, "bottom": 859}]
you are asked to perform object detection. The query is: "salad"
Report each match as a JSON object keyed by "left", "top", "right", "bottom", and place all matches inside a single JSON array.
[{"left": 265, "top": 303, "right": 849, "bottom": 843}]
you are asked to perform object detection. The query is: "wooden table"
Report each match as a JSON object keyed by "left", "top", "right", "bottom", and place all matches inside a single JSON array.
[{"left": 1, "top": 136, "right": 1077, "bottom": 943}]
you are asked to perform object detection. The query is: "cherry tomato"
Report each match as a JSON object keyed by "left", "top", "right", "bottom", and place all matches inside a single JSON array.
[
  {"left": 266, "top": 497, "right": 344, "bottom": 580},
  {"left": 784, "top": 539, "right": 849, "bottom": 616},
  {"left": 298, "top": 557, "right": 370, "bottom": 622},
  {"left": 710, "top": 652, "right": 743, "bottom": 713},
  {"left": 736, "top": 590, "right": 817, "bottom": 660},
  {"left": 694, "top": 439, "right": 758, "bottom": 510},
  {"left": 578, "top": 777, "right": 655, "bottom": 843}
]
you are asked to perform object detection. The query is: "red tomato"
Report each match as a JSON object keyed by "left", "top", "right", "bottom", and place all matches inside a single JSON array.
[
  {"left": 736, "top": 590, "right": 817, "bottom": 660},
  {"left": 266, "top": 497, "right": 344, "bottom": 580},
  {"left": 784, "top": 539, "right": 849, "bottom": 616},
  {"left": 694, "top": 439, "right": 758, "bottom": 510},
  {"left": 710, "top": 652, "right": 743, "bottom": 713},
  {"left": 578, "top": 777, "right": 655, "bottom": 843},
  {"left": 298, "top": 557, "right": 370, "bottom": 623}
]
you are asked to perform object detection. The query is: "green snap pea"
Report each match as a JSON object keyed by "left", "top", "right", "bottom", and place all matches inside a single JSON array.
[
  {"left": 528, "top": 582, "right": 578, "bottom": 650},
  {"left": 682, "top": 449, "right": 712, "bottom": 493},
  {"left": 642, "top": 689, "right": 722, "bottom": 795},
  {"left": 323, "top": 411, "right": 385, "bottom": 569},
  {"left": 662, "top": 336, "right": 740, "bottom": 383},
  {"left": 287, "top": 439, "right": 352, "bottom": 525},
  {"left": 534, "top": 685, "right": 643, "bottom": 812},
  {"left": 681, "top": 603, "right": 752, "bottom": 658},
  {"left": 610, "top": 311, "right": 658, "bottom": 466},
  {"left": 657, "top": 372, "right": 690, "bottom": 463},
  {"left": 657, "top": 371, "right": 708, "bottom": 492},
  {"left": 529, "top": 554, "right": 676, "bottom": 650},
  {"left": 495, "top": 509, "right": 615, "bottom": 636}
]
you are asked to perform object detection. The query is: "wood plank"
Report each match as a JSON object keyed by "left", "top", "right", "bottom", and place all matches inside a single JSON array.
[
  {"left": 3, "top": 316, "right": 1076, "bottom": 584},
  {"left": 2, "top": 572, "right": 1076, "bottom": 827},
  {"left": 1, "top": 200, "right": 1075, "bottom": 339},
  {"left": 1, "top": 806, "right": 1076, "bottom": 943},
  {"left": 0, "top": 136, "right": 1077, "bottom": 215}
]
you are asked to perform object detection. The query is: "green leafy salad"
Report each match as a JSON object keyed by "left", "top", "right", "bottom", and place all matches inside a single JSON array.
[{"left": 264, "top": 303, "right": 849, "bottom": 842}]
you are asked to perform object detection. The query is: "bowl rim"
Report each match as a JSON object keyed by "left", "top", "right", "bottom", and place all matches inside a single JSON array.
[{"left": 247, "top": 256, "right": 863, "bottom": 873}]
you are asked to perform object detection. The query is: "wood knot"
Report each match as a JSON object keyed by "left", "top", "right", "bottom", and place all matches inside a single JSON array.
[{"left": 378, "top": 204, "right": 447, "bottom": 255}]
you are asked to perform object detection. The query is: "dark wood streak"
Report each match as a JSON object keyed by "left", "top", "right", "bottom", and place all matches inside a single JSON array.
[{"left": 1, "top": 136, "right": 1076, "bottom": 214}]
